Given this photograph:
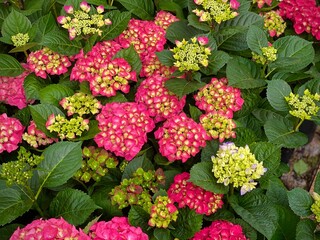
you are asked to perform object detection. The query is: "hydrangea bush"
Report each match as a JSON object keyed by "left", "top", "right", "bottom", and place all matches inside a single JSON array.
[{"left": 0, "top": 0, "right": 320, "bottom": 239}]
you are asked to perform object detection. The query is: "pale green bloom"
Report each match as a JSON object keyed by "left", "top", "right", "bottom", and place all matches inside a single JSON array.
[
  {"left": 11, "top": 33, "right": 29, "bottom": 47},
  {"left": 252, "top": 46, "right": 277, "bottom": 65},
  {"left": 311, "top": 192, "right": 320, "bottom": 222}
]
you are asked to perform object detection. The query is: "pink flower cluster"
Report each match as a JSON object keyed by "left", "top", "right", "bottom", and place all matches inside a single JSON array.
[
  {"left": 154, "top": 10, "right": 179, "bottom": 30},
  {"left": 253, "top": 0, "right": 272, "bottom": 9},
  {"left": 168, "top": 172, "right": 224, "bottom": 215},
  {"left": 94, "top": 102, "right": 155, "bottom": 160},
  {"left": 10, "top": 217, "right": 89, "bottom": 240},
  {"left": 71, "top": 41, "right": 137, "bottom": 97},
  {"left": 0, "top": 69, "right": 29, "bottom": 109},
  {"left": 27, "top": 47, "right": 71, "bottom": 79},
  {"left": 279, "top": 0, "right": 320, "bottom": 40},
  {"left": 0, "top": 113, "right": 24, "bottom": 153},
  {"left": 192, "top": 220, "right": 247, "bottom": 240},
  {"left": 89, "top": 217, "right": 148, "bottom": 240},
  {"left": 155, "top": 113, "right": 209, "bottom": 162},
  {"left": 194, "top": 77, "right": 244, "bottom": 118},
  {"left": 135, "top": 74, "right": 186, "bottom": 122}
]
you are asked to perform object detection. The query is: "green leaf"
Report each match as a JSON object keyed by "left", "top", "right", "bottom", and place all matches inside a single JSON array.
[
  {"left": 269, "top": 36, "right": 315, "bottom": 73},
  {"left": 171, "top": 208, "right": 203, "bottom": 240},
  {"left": 117, "top": 0, "right": 154, "bottom": 20},
  {"left": 214, "top": 26, "right": 248, "bottom": 51},
  {"left": 76, "top": 120, "right": 100, "bottom": 141},
  {"left": 298, "top": 78, "right": 320, "bottom": 96},
  {"left": 220, "top": 11, "right": 264, "bottom": 28},
  {"left": 0, "top": 7, "right": 10, "bottom": 28},
  {"left": 0, "top": 224, "right": 23, "bottom": 239},
  {"left": 41, "top": 30, "right": 82, "bottom": 56},
  {"left": 154, "top": 228, "right": 171, "bottom": 240},
  {"left": 266, "top": 79, "right": 291, "bottom": 112},
  {"left": 246, "top": 25, "right": 268, "bottom": 54},
  {"left": 187, "top": 13, "right": 211, "bottom": 31},
  {"left": 296, "top": 219, "right": 317, "bottom": 240},
  {"left": 128, "top": 206, "right": 151, "bottom": 234},
  {"left": 165, "top": 78, "right": 206, "bottom": 98},
  {"left": 1, "top": 10, "right": 31, "bottom": 38},
  {"left": 190, "top": 162, "right": 229, "bottom": 194},
  {"left": 234, "top": 218, "right": 258, "bottom": 240},
  {"left": 49, "top": 188, "right": 100, "bottom": 226},
  {"left": 33, "top": 13, "right": 58, "bottom": 42},
  {"left": 156, "top": 50, "right": 174, "bottom": 66},
  {"left": 122, "top": 154, "right": 154, "bottom": 180},
  {"left": 314, "top": 172, "right": 320, "bottom": 195},
  {"left": 226, "top": 56, "right": 266, "bottom": 89},
  {"left": 200, "top": 50, "right": 230, "bottom": 75},
  {"left": 29, "top": 104, "right": 65, "bottom": 137},
  {"left": 113, "top": 45, "right": 142, "bottom": 75},
  {"left": 166, "top": 20, "right": 203, "bottom": 44},
  {"left": 39, "top": 84, "right": 74, "bottom": 106},
  {"left": 23, "top": 75, "right": 47, "bottom": 100},
  {"left": 252, "top": 108, "right": 288, "bottom": 125},
  {"left": 293, "top": 159, "right": 310, "bottom": 175},
  {"left": 101, "top": 10, "right": 131, "bottom": 40},
  {"left": 234, "top": 90, "right": 261, "bottom": 118},
  {"left": 189, "top": 104, "right": 202, "bottom": 122},
  {"left": 158, "top": 0, "right": 184, "bottom": 19},
  {"left": 38, "top": 141, "right": 82, "bottom": 188},
  {"left": 0, "top": 188, "right": 33, "bottom": 226},
  {"left": 103, "top": 92, "right": 128, "bottom": 103},
  {"left": 0, "top": 54, "right": 24, "bottom": 76},
  {"left": 8, "top": 42, "right": 38, "bottom": 53},
  {"left": 287, "top": 188, "right": 313, "bottom": 217},
  {"left": 233, "top": 127, "right": 258, "bottom": 146},
  {"left": 200, "top": 140, "right": 219, "bottom": 162}
]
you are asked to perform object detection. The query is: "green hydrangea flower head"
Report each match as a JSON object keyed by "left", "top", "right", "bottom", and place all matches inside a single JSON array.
[
  {"left": 285, "top": 89, "right": 320, "bottom": 120},
  {"left": 212, "top": 142, "right": 267, "bottom": 195},
  {"left": 252, "top": 45, "right": 277, "bottom": 65},
  {"left": 311, "top": 192, "right": 320, "bottom": 222},
  {"left": 11, "top": 33, "right": 29, "bottom": 47}
]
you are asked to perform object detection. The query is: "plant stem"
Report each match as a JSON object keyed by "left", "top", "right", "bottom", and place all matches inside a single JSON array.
[
  {"left": 295, "top": 118, "right": 305, "bottom": 132},
  {"left": 33, "top": 200, "right": 45, "bottom": 217}
]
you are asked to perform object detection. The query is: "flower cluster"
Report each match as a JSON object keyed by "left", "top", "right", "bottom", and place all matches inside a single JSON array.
[
  {"left": 116, "top": 19, "right": 166, "bottom": 62},
  {"left": 110, "top": 168, "right": 165, "bottom": 212},
  {"left": 27, "top": 47, "right": 71, "bottom": 79},
  {"left": 70, "top": 41, "right": 137, "bottom": 97},
  {"left": 154, "top": 10, "right": 179, "bottom": 30},
  {"left": 94, "top": 102, "right": 155, "bottom": 160},
  {"left": 0, "top": 69, "right": 29, "bottom": 109},
  {"left": 252, "top": 0, "right": 272, "bottom": 9},
  {"left": 89, "top": 217, "right": 148, "bottom": 240},
  {"left": 168, "top": 172, "right": 224, "bottom": 215},
  {"left": 171, "top": 36, "right": 211, "bottom": 72},
  {"left": 279, "top": 0, "right": 320, "bottom": 40},
  {"left": 263, "top": 10, "right": 286, "bottom": 37},
  {"left": 11, "top": 32, "right": 29, "bottom": 47},
  {"left": 10, "top": 217, "right": 89, "bottom": 240},
  {"left": 200, "top": 111, "right": 237, "bottom": 142},
  {"left": 1, "top": 147, "right": 43, "bottom": 186},
  {"left": 57, "top": 1, "right": 111, "bottom": 40},
  {"left": 193, "top": 0, "right": 239, "bottom": 24},
  {"left": 135, "top": 74, "right": 186, "bottom": 122},
  {"left": 252, "top": 45, "right": 277, "bottom": 65},
  {"left": 60, "top": 92, "right": 102, "bottom": 116},
  {"left": 74, "top": 146, "right": 118, "bottom": 182},
  {"left": 192, "top": 220, "right": 247, "bottom": 240},
  {"left": 148, "top": 195, "right": 178, "bottom": 228},
  {"left": 285, "top": 89, "right": 320, "bottom": 120},
  {"left": 194, "top": 77, "right": 244, "bottom": 118},
  {"left": 311, "top": 193, "right": 320, "bottom": 223},
  {"left": 212, "top": 142, "right": 267, "bottom": 195},
  {"left": 46, "top": 114, "right": 89, "bottom": 140},
  {"left": 0, "top": 113, "right": 24, "bottom": 153},
  {"left": 155, "top": 113, "right": 209, "bottom": 163},
  {"left": 23, "top": 120, "right": 57, "bottom": 148}
]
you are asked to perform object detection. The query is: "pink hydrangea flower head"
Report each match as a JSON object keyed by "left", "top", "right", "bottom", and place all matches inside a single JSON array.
[
  {"left": 194, "top": 77, "right": 244, "bottom": 118},
  {"left": 253, "top": 0, "right": 272, "bottom": 8},
  {"left": 135, "top": 74, "right": 186, "bottom": 122},
  {"left": 154, "top": 113, "right": 210, "bottom": 162},
  {"left": 10, "top": 217, "right": 89, "bottom": 240},
  {"left": 94, "top": 102, "right": 155, "bottom": 160},
  {"left": 27, "top": 47, "right": 71, "bottom": 79},
  {"left": 168, "top": 172, "right": 224, "bottom": 215},
  {"left": 0, "top": 68, "right": 29, "bottom": 109},
  {"left": 116, "top": 19, "right": 167, "bottom": 61},
  {"left": 192, "top": 220, "right": 247, "bottom": 240},
  {"left": 89, "top": 217, "right": 149, "bottom": 240},
  {"left": 263, "top": 10, "right": 286, "bottom": 37},
  {"left": 0, "top": 113, "right": 24, "bottom": 153},
  {"left": 154, "top": 10, "right": 179, "bottom": 30}
]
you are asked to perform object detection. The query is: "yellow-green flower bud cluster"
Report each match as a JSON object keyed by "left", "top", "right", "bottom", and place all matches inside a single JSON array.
[
  {"left": 263, "top": 10, "right": 286, "bottom": 37},
  {"left": 11, "top": 33, "right": 30, "bottom": 47},
  {"left": 46, "top": 114, "right": 89, "bottom": 140},
  {"left": 171, "top": 37, "right": 211, "bottom": 72},
  {"left": 193, "top": 0, "right": 238, "bottom": 24},
  {"left": 212, "top": 142, "right": 266, "bottom": 195},
  {"left": 252, "top": 46, "right": 277, "bottom": 65},
  {"left": 60, "top": 92, "right": 102, "bottom": 117},
  {"left": 311, "top": 193, "right": 320, "bottom": 222},
  {"left": 74, "top": 146, "right": 118, "bottom": 182},
  {"left": 285, "top": 89, "right": 320, "bottom": 120},
  {"left": 148, "top": 196, "right": 178, "bottom": 228},
  {"left": 110, "top": 168, "right": 165, "bottom": 212},
  {"left": 0, "top": 147, "right": 43, "bottom": 187}
]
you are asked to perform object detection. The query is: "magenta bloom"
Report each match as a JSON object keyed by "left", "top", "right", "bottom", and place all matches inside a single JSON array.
[
  {"left": 168, "top": 172, "right": 224, "bottom": 215},
  {"left": 140, "top": 53, "right": 177, "bottom": 78},
  {"left": 192, "top": 220, "right": 247, "bottom": 240},
  {"left": 89, "top": 217, "right": 148, "bottom": 240},
  {"left": 0, "top": 113, "right": 24, "bottom": 153},
  {"left": 135, "top": 74, "right": 186, "bottom": 122},
  {"left": 94, "top": 102, "right": 155, "bottom": 160},
  {"left": 10, "top": 217, "right": 89, "bottom": 240},
  {"left": 23, "top": 121, "right": 57, "bottom": 148},
  {"left": 154, "top": 113, "right": 209, "bottom": 162},
  {"left": 154, "top": 10, "right": 179, "bottom": 30}
]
